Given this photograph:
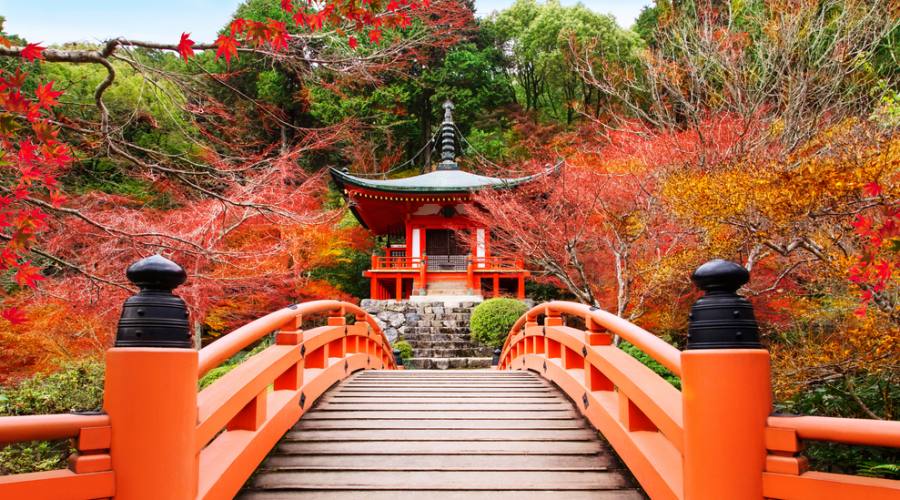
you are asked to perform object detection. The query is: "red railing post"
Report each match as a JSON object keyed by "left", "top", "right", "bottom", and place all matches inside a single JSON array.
[
  {"left": 682, "top": 260, "right": 771, "bottom": 500},
  {"left": 104, "top": 255, "right": 199, "bottom": 500},
  {"left": 420, "top": 256, "right": 427, "bottom": 291}
]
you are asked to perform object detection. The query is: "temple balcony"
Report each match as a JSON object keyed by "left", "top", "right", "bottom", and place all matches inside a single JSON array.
[{"left": 366, "top": 254, "right": 528, "bottom": 301}]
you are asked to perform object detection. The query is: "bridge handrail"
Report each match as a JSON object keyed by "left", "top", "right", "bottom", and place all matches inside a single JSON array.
[
  {"left": 499, "top": 283, "right": 900, "bottom": 500},
  {"left": 504, "top": 301, "right": 682, "bottom": 376},
  {"left": 198, "top": 299, "right": 387, "bottom": 377},
  {"left": 0, "top": 413, "right": 109, "bottom": 444},
  {"left": 194, "top": 304, "right": 396, "bottom": 498},
  {"left": 499, "top": 303, "right": 685, "bottom": 499},
  {"left": 768, "top": 415, "right": 900, "bottom": 448}
]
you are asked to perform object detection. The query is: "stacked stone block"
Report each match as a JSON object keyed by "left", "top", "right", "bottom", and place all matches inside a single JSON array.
[{"left": 360, "top": 299, "right": 493, "bottom": 369}]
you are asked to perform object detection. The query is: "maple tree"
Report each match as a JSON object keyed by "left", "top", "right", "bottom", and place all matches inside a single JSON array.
[{"left": 0, "top": 0, "right": 472, "bottom": 380}]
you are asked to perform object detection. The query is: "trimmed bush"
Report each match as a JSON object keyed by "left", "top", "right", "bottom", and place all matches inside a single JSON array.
[
  {"left": 470, "top": 298, "right": 529, "bottom": 349},
  {"left": 393, "top": 340, "right": 413, "bottom": 360}
]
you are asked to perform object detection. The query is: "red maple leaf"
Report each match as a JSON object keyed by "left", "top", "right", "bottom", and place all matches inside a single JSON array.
[
  {"left": 852, "top": 214, "right": 873, "bottom": 234},
  {"left": 21, "top": 43, "right": 45, "bottom": 62},
  {"left": 35, "top": 81, "right": 63, "bottom": 109},
  {"left": 368, "top": 29, "right": 382, "bottom": 44},
  {"left": 1, "top": 307, "right": 27, "bottom": 325},
  {"left": 177, "top": 33, "right": 195, "bottom": 62},
  {"left": 862, "top": 182, "right": 883, "bottom": 197},
  {"left": 230, "top": 19, "right": 247, "bottom": 36},
  {"left": 874, "top": 260, "right": 891, "bottom": 282},
  {"left": 281, "top": 0, "right": 295, "bottom": 13},
  {"left": 49, "top": 189, "right": 66, "bottom": 208},
  {"left": 215, "top": 35, "right": 240, "bottom": 64},
  {"left": 14, "top": 260, "right": 45, "bottom": 288},
  {"left": 308, "top": 12, "right": 324, "bottom": 31},
  {"left": 386, "top": 0, "right": 400, "bottom": 11},
  {"left": 293, "top": 11, "right": 308, "bottom": 28},
  {"left": 348, "top": 36, "right": 358, "bottom": 49},
  {"left": 268, "top": 20, "right": 290, "bottom": 51}
]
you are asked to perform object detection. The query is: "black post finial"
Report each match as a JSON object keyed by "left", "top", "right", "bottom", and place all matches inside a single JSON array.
[
  {"left": 115, "top": 255, "right": 192, "bottom": 348},
  {"left": 492, "top": 348, "right": 501, "bottom": 366},
  {"left": 393, "top": 348, "right": 403, "bottom": 367},
  {"left": 686, "top": 259, "right": 762, "bottom": 350}
]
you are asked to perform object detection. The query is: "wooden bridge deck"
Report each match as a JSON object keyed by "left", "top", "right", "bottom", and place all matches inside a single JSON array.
[{"left": 240, "top": 370, "right": 642, "bottom": 499}]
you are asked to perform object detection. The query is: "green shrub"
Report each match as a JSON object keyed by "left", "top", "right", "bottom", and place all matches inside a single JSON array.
[
  {"left": 0, "top": 359, "right": 105, "bottom": 475},
  {"left": 393, "top": 340, "right": 413, "bottom": 360},
  {"left": 618, "top": 341, "right": 681, "bottom": 390},
  {"left": 199, "top": 335, "right": 273, "bottom": 390},
  {"left": 470, "top": 298, "right": 528, "bottom": 349}
]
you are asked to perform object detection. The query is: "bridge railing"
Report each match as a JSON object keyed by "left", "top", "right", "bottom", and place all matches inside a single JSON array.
[
  {"left": 498, "top": 260, "right": 900, "bottom": 500},
  {"left": 0, "top": 256, "right": 397, "bottom": 500}
]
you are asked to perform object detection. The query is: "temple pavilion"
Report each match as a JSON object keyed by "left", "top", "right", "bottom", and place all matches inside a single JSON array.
[{"left": 331, "top": 101, "right": 552, "bottom": 301}]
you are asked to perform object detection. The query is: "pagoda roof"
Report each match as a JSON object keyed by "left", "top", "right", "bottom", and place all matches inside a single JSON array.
[{"left": 330, "top": 163, "right": 559, "bottom": 194}]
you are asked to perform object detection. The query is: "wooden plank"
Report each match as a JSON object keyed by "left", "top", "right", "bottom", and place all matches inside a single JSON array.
[
  {"left": 333, "top": 388, "right": 553, "bottom": 394},
  {"left": 313, "top": 402, "right": 572, "bottom": 411},
  {"left": 259, "top": 454, "right": 615, "bottom": 471},
  {"left": 250, "top": 470, "right": 631, "bottom": 490},
  {"left": 242, "top": 370, "right": 639, "bottom": 498},
  {"left": 276, "top": 440, "right": 605, "bottom": 455},
  {"left": 300, "top": 410, "right": 577, "bottom": 420},
  {"left": 321, "top": 396, "right": 560, "bottom": 403},
  {"left": 240, "top": 490, "right": 644, "bottom": 500},
  {"left": 341, "top": 384, "right": 549, "bottom": 389},
  {"left": 282, "top": 428, "right": 597, "bottom": 442},
  {"left": 294, "top": 419, "right": 587, "bottom": 430}
]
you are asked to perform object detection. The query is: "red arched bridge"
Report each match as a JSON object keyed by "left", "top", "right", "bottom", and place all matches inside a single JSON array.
[{"left": 0, "top": 256, "right": 898, "bottom": 499}]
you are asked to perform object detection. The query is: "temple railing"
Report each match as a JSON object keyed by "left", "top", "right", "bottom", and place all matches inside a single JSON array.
[
  {"left": 370, "top": 255, "right": 425, "bottom": 270},
  {"left": 0, "top": 256, "right": 397, "bottom": 500},
  {"left": 497, "top": 261, "right": 900, "bottom": 500},
  {"left": 469, "top": 256, "right": 525, "bottom": 271}
]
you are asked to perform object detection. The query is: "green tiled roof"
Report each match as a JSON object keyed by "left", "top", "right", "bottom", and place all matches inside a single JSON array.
[{"left": 330, "top": 162, "right": 560, "bottom": 194}]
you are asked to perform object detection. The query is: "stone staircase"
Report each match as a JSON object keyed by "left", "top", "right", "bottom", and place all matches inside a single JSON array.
[{"left": 361, "top": 299, "right": 493, "bottom": 370}]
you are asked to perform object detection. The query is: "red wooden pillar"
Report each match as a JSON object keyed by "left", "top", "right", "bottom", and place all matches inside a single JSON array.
[
  {"left": 517, "top": 273, "right": 525, "bottom": 299},
  {"left": 371, "top": 276, "right": 378, "bottom": 300},
  {"left": 395, "top": 275, "right": 402, "bottom": 300},
  {"left": 493, "top": 274, "right": 500, "bottom": 298}
]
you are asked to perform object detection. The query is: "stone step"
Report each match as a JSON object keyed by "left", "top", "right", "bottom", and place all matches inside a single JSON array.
[
  {"left": 405, "top": 328, "right": 472, "bottom": 334},
  {"left": 404, "top": 357, "right": 493, "bottom": 370},
  {"left": 412, "top": 348, "right": 494, "bottom": 358},
  {"left": 402, "top": 335, "right": 473, "bottom": 344},
  {"left": 403, "top": 328, "right": 472, "bottom": 335},
  {"left": 406, "top": 317, "right": 469, "bottom": 328},
  {"left": 404, "top": 341, "right": 479, "bottom": 348}
]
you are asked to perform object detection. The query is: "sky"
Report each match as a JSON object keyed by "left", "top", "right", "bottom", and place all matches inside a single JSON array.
[{"left": 0, "top": 0, "right": 652, "bottom": 45}]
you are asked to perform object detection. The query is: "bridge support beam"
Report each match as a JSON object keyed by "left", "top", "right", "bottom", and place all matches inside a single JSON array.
[{"left": 682, "top": 260, "right": 770, "bottom": 500}]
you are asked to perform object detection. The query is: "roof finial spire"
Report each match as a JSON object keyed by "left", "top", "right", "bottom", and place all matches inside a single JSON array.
[
  {"left": 443, "top": 100, "right": 455, "bottom": 123},
  {"left": 438, "top": 100, "right": 458, "bottom": 170}
]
